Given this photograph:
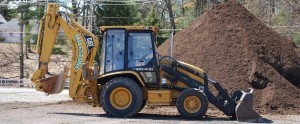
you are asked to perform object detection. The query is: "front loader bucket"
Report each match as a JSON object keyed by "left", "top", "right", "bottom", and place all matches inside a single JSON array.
[
  {"left": 235, "top": 88, "right": 263, "bottom": 123},
  {"left": 39, "top": 65, "right": 69, "bottom": 94}
]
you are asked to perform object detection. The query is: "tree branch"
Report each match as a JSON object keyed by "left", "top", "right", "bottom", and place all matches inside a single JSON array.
[{"left": 284, "top": 0, "right": 300, "bottom": 12}]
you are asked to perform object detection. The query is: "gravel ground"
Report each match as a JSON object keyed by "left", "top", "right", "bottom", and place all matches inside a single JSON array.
[
  {"left": 0, "top": 87, "right": 71, "bottom": 103},
  {"left": 0, "top": 87, "right": 299, "bottom": 124}
]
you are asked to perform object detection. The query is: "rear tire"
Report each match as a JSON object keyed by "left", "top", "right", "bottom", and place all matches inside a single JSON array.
[
  {"left": 100, "top": 77, "right": 143, "bottom": 117},
  {"left": 176, "top": 88, "right": 208, "bottom": 119}
]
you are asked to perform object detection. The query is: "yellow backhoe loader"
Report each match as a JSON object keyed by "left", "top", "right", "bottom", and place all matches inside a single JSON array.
[{"left": 31, "top": 3, "right": 263, "bottom": 122}]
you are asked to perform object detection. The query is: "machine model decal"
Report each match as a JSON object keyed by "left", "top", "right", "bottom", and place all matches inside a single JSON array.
[
  {"left": 82, "top": 34, "right": 94, "bottom": 53},
  {"left": 74, "top": 34, "right": 83, "bottom": 70}
]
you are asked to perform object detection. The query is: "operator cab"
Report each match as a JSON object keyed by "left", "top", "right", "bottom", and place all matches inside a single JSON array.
[{"left": 99, "top": 26, "right": 159, "bottom": 87}]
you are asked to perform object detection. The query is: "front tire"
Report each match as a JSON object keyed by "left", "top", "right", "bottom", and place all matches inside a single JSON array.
[
  {"left": 176, "top": 88, "right": 208, "bottom": 119},
  {"left": 100, "top": 77, "right": 143, "bottom": 117},
  {"left": 138, "top": 99, "right": 147, "bottom": 112}
]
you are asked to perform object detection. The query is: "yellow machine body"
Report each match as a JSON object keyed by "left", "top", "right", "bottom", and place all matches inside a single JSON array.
[{"left": 147, "top": 90, "right": 171, "bottom": 105}]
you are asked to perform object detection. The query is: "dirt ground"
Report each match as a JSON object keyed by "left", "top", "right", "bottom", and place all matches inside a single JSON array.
[{"left": 0, "top": 88, "right": 299, "bottom": 124}]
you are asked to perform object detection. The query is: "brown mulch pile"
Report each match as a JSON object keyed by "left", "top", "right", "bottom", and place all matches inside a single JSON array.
[{"left": 158, "top": 1, "right": 300, "bottom": 114}]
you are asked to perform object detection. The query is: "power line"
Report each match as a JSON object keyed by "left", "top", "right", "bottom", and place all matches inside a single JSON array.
[
  {"left": 106, "top": 0, "right": 157, "bottom": 2},
  {"left": 95, "top": 0, "right": 158, "bottom": 3},
  {"left": 0, "top": 1, "right": 36, "bottom": 6},
  {"left": 5, "top": 25, "right": 300, "bottom": 34},
  {"left": 95, "top": 1, "right": 157, "bottom": 5},
  {"left": 0, "top": 28, "right": 185, "bottom": 33},
  {"left": 0, "top": 0, "right": 160, "bottom": 6}
]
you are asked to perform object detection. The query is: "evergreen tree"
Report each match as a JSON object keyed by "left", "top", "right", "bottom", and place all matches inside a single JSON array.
[
  {"left": 94, "top": 1, "right": 138, "bottom": 26},
  {"left": 0, "top": 0, "right": 17, "bottom": 21},
  {"left": 137, "top": 5, "right": 160, "bottom": 26}
]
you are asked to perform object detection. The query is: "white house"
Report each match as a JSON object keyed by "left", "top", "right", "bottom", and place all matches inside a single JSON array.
[
  {"left": 0, "top": 17, "right": 22, "bottom": 43},
  {"left": 0, "top": 14, "right": 6, "bottom": 24},
  {"left": 0, "top": 14, "right": 38, "bottom": 43}
]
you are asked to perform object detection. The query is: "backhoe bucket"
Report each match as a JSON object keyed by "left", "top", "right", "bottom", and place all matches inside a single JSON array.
[
  {"left": 39, "top": 66, "right": 69, "bottom": 94},
  {"left": 235, "top": 88, "right": 263, "bottom": 123}
]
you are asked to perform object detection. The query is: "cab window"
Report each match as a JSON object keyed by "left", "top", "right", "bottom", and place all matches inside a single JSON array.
[
  {"left": 127, "top": 32, "right": 154, "bottom": 68},
  {"left": 105, "top": 29, "right": 125, "bottom": 72}
]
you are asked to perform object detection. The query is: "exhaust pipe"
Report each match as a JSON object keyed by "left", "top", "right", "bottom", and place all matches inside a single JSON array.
[{"left": 235, "top": 88, "right": 263, "bottom": 123}]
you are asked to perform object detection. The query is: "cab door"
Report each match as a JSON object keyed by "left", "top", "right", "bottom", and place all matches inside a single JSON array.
[
  {"left": 104, "top": 29, "right": 125, "bottom": 73},
  {"left": 127, "top": 31, "right": 158, "bottom": 87}
]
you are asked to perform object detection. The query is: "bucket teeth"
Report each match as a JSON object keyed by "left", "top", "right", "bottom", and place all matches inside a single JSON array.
[{"left": 235, "top": 88, "right": 263, "bottom": 123}]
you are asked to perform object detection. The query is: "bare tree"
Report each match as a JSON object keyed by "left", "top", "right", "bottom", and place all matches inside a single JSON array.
[
  {"left": 164, "top": 0, "right": 176, "bottom": 32},
  {"left": 72, "top": 0, "right": 79, "bottom": 21},
  {"left": 181, "top": 0, "right": 185, "bottom": 17},
  {"left": 196, "top": 0, "right": 204, "bottom": 16},
  {"left": 159, "top": 3, "right": 167, "bottom": 28},
  {"left": 210, "top": 0, "right": 220, "bottom": 4},
  {"left": 268, "top": 0, "right": 275, "bottom": 26},
  {"left": 81, "top": 1, "right": 86, "bottom": 26},
  {"left": 19, "top": 9, "right": 25, "bottom": 83}
]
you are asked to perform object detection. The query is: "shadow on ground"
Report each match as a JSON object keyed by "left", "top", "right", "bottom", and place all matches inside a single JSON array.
[{"left": 50, "top": 112, "right": 273, "bottom": 123}]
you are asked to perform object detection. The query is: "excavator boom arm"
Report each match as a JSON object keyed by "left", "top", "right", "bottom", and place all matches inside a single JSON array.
[{"left": 31, "top": 3, "right": 99, "bottom": 101}]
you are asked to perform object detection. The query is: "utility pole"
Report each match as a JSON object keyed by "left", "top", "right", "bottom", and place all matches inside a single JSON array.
[
  {"left": 82, "top": 1, "right": 86, "bottom": 26},
  {"left": 85, "top": 3, "right": 89, "bottom": 29},
  {"left": 89, "top": 0, "right": 93, "bottom": 32},
  {"left": 19, "top": 9, "right": 25, "bottom": 87},
  {"left": 169, "top": 31, "right": 174, "bottom": 57}
]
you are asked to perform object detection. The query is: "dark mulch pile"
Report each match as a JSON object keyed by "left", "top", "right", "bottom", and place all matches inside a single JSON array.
[{"left": 158, "top": 1, "right": 300, "bottom": 114}]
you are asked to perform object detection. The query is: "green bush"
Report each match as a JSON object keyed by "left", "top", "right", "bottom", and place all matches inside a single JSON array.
[
  {"left": 56, "top": 35, "right": 68, "bottom": 45},
  {"left": 0, "top": 36, "right": 4, "bottom": 42},
  {"left": 31, "top": 34, "right": 38, "bottom": 44},
  {"left": 293, "top": 32, "right": 300, "bottom": 47},
  {"left": 52, "top": 47, "right": 67, "bottom": 55},
  {"left": 272, "top": 11, "right": 289, "bottom": 26}
]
